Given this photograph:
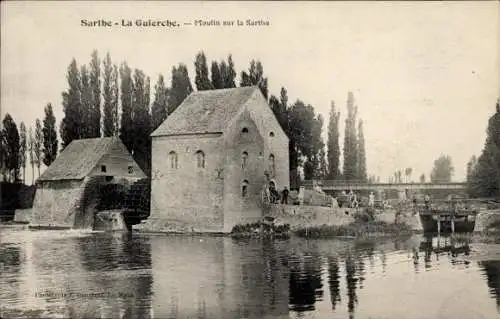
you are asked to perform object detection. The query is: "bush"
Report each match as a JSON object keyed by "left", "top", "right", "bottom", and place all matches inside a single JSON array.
[{"left": 294, "top": 220, "right": 412, "bottom": 239}]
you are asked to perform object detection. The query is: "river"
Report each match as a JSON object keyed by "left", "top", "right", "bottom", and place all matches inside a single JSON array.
[{"left": 0, "top": 227, "right": 499, "bottom": 319}]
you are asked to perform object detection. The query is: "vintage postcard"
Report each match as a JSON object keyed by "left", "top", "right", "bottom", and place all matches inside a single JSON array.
[{"left": 1, "top": 1, "right": 499, "bottom": 318}]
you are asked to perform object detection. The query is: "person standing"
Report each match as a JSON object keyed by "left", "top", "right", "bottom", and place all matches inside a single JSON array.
[
  {"left": 369, "top": 192, "right": 375, "bottom": 208},
  {"left": 281, "top": 186, "right": 289, "bottom": 204}
]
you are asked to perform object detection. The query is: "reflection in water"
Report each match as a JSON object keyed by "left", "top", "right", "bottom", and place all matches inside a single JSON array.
[
  {"left": 479, "top": 260, "right": 500, "bottom": 309},
  {"left": 0, "top": 230, "right": 499, "bottom": 319}
]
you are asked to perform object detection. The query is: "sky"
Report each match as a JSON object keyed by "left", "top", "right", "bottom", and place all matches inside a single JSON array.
[{"left": 2, "top": 1, "right": 499, "bottom": 184}]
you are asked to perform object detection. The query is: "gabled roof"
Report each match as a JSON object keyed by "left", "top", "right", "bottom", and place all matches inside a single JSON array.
[
  {"left": 38, "top": 137, "right": 123, "bottom": 181},
  {"left": 151, "top": 87, "right": 259, "bottom": 137}
]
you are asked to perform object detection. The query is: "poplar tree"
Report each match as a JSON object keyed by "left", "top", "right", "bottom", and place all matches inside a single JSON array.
[
  {"left": 151, "top": 74, "right": 168, "bottom": 130},
  {"left": 89, "top": 50, "right": 101, "bottom": 137},
  {"left": 60, "top": 58, "right": 82, "bottom": 149},
  {"left": 357, "top": 120, "right": 367, "bottom": 181},
  {"left": 224, "top": 54, "right": 237, "bottom": 88},
  {"left": 132, "top": 69, "right": 152, "bottom": 173},
  {"left": 80, "top": 65, "right": 92, "bottom": 138},
  {"left": 119, "top": 62, "right": 134, "bottom": 153},
  {"left": 19, "top": 122, "right": 27, "bottom": 183},
  {"left": 34, "top": 119, "right": 43, "bottom": 179},
  {"left": 240, "top": 60, "right": 268, "bottom": 100},
  {"left": 102, "top": 52, "right": 118, "bottom": 137},
  {"left": 327, "top": 101, "right": 341, "bottom": 180},
  {"left": 2, "top": 114, "right": 20, "bottom": 182},
  {"left": 42, "top": 103, "right": 58, "bottom": 167},
  {"left": 343, "top": 92, "right": 358, "bottom": 181},
  {"left": 168, "top": 64, "right": 193, "bottom": 115},
  {"left": 194, "top": 51, "right": 213, "bottom": 91},
  {"left": 210, "top": 61, "right": 223, "bottom": 89},
  {"left": 28, "top": 127, "right": 34, "bottom": 184}
]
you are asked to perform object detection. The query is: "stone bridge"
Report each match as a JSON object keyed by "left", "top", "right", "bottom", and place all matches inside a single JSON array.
[{"left": 302, "top": 180, "right": 467, "bottom": 192}]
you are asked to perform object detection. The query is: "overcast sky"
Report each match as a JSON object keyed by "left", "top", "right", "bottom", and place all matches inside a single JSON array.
[{"left": 2, "top": 1, "right": 499, "bottom": 184}]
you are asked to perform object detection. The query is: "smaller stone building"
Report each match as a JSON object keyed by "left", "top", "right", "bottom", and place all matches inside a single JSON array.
[
  {"left": 31, "top": 137, "right": 146, "bottom": 228},
  {"left": 146, "top": 86, "right": 289, "bottom": 233}
]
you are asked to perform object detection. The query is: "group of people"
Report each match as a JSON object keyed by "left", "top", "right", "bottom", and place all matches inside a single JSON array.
[
  {"left": 340, "top": 189, "right": 376, "bottom": 208},
  {"left": 263, "top": 180, "right": 289, "bottom": 204}
]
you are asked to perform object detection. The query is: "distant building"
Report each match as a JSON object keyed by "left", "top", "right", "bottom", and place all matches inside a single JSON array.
[
  {"left": 31, "top": 137, "right": 146, "bottom": 228},
  {"left": 147, "top": 87, "right": 289, "bottom": 232}
]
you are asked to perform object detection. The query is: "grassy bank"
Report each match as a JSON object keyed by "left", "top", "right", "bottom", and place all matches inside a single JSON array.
[
  {"left": 230, "top": 221, "right": 291, "bottom": 239},
  {"left": 294, "top": 220, "right": 413, "bottom": 239}
]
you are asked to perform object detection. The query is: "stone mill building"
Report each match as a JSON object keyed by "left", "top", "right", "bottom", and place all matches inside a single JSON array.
[
  {"left": 146, "top": 86, "right": 289, "bottom": 233},
  {"left": 30, "top": 137, "right": 146, "bottom": 228}
]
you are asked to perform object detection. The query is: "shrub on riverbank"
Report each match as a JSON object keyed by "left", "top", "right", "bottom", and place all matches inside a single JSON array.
[
  {"left": 231, "top": 221, "right": 291, "bottom": 239},
  {"left": 294, "top": 220, "right": 412, "bottom": 239}
]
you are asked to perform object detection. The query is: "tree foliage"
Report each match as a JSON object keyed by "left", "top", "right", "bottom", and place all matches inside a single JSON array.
[
  {"left": 210, "top": 61, "right": 223, "bottom": 89},
  {"left": 151, "top": 74, "right": 169, "bottom": 130},
  {"left": 169, "top": 64, "right": 193, "bottom": 115},
  {"left": 468, "top": 100, "right": 500, "bottom": 197},
  {"left": 28, "top": 126, "right": 35, "bottom": 184},
  {"left": 327, "top": 101, "right": 341, "bottom": 180},
  {"left": 102, "top": 52, "right": 119, "bottom": 137},
  {"left": 194, "top": 51, "right": 213, "bottom": 91},
  {"left": 119, "top": 62, "right": 134, "bottom": 153},
  {"left": 430, "top": 154, "right": 454, "bottom": 183},
  {"left": 89, "top": 50, "right": 101, "bottom": 138},
  {"left": 132, "top": 69, "right": 152, "bottom": 174},
  {"left": 80, "top": 64, "right": 92, "bottom": 137},
  {"left": 2, "top": 114, "right": 20, "bottom": 182},
  {"left": 343, "top": 92, "right": 358, "bottom": 181},
  {"left": 42, "top": 103, "right": 58, "bottom": 167},
  {"left": 240, "top": 60, "right": 268, "bottom": 100},
  {"left": 19, "top": 122, "right": 27, "bottom": 183},
  {"left": 34, "top": 119, "right": 43, "bottom": 179},
  {"left": 60, "top": 58, "right": 82, "bottom": 149},
  {"left": 356, "top": 120, "right": 367, "bottom": 181}
]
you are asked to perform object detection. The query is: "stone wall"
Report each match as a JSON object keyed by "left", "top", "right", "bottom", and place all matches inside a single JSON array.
[
  {"left": 13, "top": 208, "right": 32, "bottom": 223},
  {"left": 149, "top": 134, "right": 225, "bottom": 232},
  {"left": 30, "top": 180, "right": 85, "bottom": 228},
  {"left": 266, "top": 204, "right": 356, "bottom": 229}
]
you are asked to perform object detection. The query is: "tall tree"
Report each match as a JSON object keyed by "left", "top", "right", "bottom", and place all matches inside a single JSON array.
[
  {"left": 194, "top": 51, "right": 213, "bottom": 91},
  {"left": 60, "top": 58, "right": 82, "bottom": 149},
  {"left": 343, "top": 92, "right": 358, "bottom": 181},
  {"left": 210, "top": 61, "right": 223, "bottom": 89},
  {"left": 468, "top": 99, "right": 500, "bottom": 197},
  {"left": 42, "top": 103, "right": 58, "bottom": 167},
  {"left": 28, "top": 127, "right": 35, "bottom": 184},
  {"left": 19, "top": 122, "right": 27, "bottom": 183},
  {"left": 34, "top": 119, "right": 43, "bottom": 179},
  {"left": 132, "top": 69, "right": 152, "bottom": 173},
  {"left": 430, "top": 155, "right": 454, "bottom": 183},
  {"left": 168, "top": 64, "right": 193, "bottom": 115},
  {"left": 2, "top": 114, "right": 20, "bottom": 182},
  {"left": 466, "top": 155, "right": 478, "bottom": 183},
  {"left": 224, "top": 54, "right": 237, "bottom": 88},
  {"left": 356, "top": 120, "right": 367, "bottom": 181},
  {"left": 151, "top": 74, "right": 169, "bottom": 130},
  {"left": 89, "top": 50, "right": 101, "bottom": 137},
  {"left": 119, "top": 62, "right": 134, "bottom": 153},
  {"left": 102, "top": 52, "right": 118, "bottom": 137},
  {"left": 0, "top": 128, "right": 5, "bottom": 180},
  {"left": 80, "top": 65, "right": 92, "bottom": 138},
  {"left": 327, "top": 101, "right": 341, "bottom": 180},
  {"left": 240, "top": 60, "right": 268, "bottom": 100},
  {"left": 420, "top": 173, "right": 426, "bottom": 183}
]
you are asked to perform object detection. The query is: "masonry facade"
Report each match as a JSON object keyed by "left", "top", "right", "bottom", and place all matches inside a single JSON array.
[
  {"left": 148, "top": 87, "right": 289, "bottom": 232},
  {"left": 31, "top": 137, "right": 146, "bottom": 228}
]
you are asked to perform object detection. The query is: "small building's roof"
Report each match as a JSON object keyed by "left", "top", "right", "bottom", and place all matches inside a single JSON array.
[
  {"left": 151, "top": 87, "right": 259, "bottom": 137},
  {"left": 38, "top": 137, "right": 123, "bottom": 181}
]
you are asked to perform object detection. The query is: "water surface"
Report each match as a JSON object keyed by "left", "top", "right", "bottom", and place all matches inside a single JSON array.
[{"left": 0, "top": 227, "right": 499, "bottom": 319}]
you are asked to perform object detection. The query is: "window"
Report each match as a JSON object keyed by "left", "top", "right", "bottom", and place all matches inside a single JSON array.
[
  {"left": 242, "top": 180, "right": 249, "bottom": 197},
  {"left": 241, "top": 151, "right": 248, "bottom": 169},
  {"left": 268, "top": 154, "right": 275, "bottom": 176},
  {"left": 128, "top": 166, "right": 134, "bottom": 174},
  {"left": 101, "top": 165, "right": 107, "bottom": 173},
  {"left": 241, "top": 127, "right": 248, "bottom": 133},
  {"left": 195, "top": 150, "right": 205, "bottom": 168},
  {"left": 169, "top": 151, "right": 178, "bottom": 169},
  {"left": 269, "top": 131, "right": 275, "bottom": 137}
]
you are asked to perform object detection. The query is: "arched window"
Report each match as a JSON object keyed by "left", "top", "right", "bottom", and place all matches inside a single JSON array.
[
  {"left": 241, "top": 127, "right": 248, "bottom": 133},
  {"left": 195, "top": 150, "right": 205, "bottom": 168},
  {"left": 242, "top": 180, "right": 249, "bottom": 197},
  {"left": 268, "top": 154, "right": 275, "bottom": 176},
  {"left": 169, "top": 151, "right": 178, "bottom": 169},
  {"left": 269, "top": 131, "right": 275, "bottom": 137},
  {"left": 241, "top": 151, "right": 248, "bottom": 169}
]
